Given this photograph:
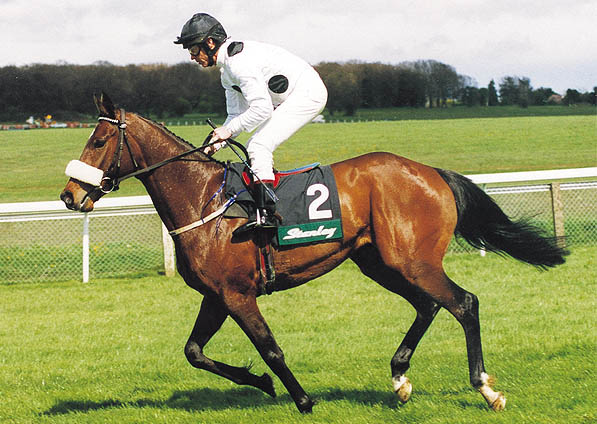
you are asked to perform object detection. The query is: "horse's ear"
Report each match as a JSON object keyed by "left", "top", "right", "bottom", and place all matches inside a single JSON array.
[{"left": 93, "top": 91, "right": 116, "bottom": 119}]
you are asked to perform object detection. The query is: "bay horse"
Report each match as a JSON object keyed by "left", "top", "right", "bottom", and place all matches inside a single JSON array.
[{"left": 60, "top": 93, "right": 567, "bottom": 414}]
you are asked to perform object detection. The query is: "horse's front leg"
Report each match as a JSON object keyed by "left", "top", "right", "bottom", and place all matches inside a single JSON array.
[
  {"left": 185, "top": 295, "right": 276, "bottom": 397},
  {"left": 224, "top": 291, "right": 315, "bottom": 414}
]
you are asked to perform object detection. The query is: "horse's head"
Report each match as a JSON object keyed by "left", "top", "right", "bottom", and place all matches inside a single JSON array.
[{"left": 60, "top": 92, "right": 139, "bottom": 212}]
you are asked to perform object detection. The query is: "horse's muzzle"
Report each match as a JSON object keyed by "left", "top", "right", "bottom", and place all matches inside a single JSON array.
[
  {"left": 60, "top": 185, "right": 96, "bottom": 212},
  {"left": 60, "top": 189, "right": 75, "bottom": 210}
]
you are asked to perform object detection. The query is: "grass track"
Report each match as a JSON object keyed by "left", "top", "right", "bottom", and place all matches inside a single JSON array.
[{"left": 0, "top": 246, "right": 595, "bottom": 423}]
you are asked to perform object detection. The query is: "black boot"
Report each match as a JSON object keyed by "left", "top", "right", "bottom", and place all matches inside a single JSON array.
[
  {"left": 233, "top": 182, "right": 278, "bottom": 235},
  {"left": 256, "top": 182, "right": 278, "bottom": 228}
]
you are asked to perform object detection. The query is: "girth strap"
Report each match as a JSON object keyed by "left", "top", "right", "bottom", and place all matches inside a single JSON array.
[{"left": 258, "top": 244, "right": 276, "bottom": 295}]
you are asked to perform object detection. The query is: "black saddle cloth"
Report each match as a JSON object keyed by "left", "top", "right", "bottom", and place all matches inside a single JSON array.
[{"left": 224, "top": 162, "right": 343, "bottom": 246}]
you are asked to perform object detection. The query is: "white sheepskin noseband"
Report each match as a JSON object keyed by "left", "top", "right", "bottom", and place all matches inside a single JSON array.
[{"left": 65, "top": 160, "right": 104, "bottom": 186}]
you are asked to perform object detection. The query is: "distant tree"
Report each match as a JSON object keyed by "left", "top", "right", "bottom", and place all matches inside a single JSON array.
[
  {"left": 487, "top": 80, "right": 499, "bottom": 106},
  {"left": 580, "top": 88, "right": 596, "bottom": 105},
  {"left": 531, "top": 87, "right": 556, "bottom": 105},
  {"left": 456, "top": 75, "right": 477, "bottom": 103},
  {"left": 478, "top": 87, "right": 489, "bottom": 106},
  {"left": 499, "top": 76, "right": 519, "bottom": 105},
  {"left": 92, "top": 60, "right": 114, "bottom": 67},
  {"left": 518, "top": 77, "right": 531, "bottom": 108},
  {"left": 461, "top": 86, "right": 480, "bottom": 107},
  {"left": 3, "top": 61, "right": 585, "bottom": 122},
  {"left": 316, "top": 62, "right": 360, "bottom": 115},
  {"left": 395, "top": 66, "right": 427, "bottom": 107},
  {"left": 563, "top": 88, "right": 582, "bottom": 105},
  {"left": 359, "top": 62, "right": 389, "bottom": 108},
  {"left": 432, "top": 62, "right": 460, "bottom": 106},
  {"left": 357, "top": 62, "right": 427, "bottom": 108},
  {"left": 411, "top": 60, "right": 459, "bottom": 108},
  {"left": 173, "top": 97, "right": 192, "bottom": 116},
  {"left": 498, "top": 76, "right": 533, "bottom": 107},
  {"left": 0, "top": 66, "right": 25, "bottom": 120}
]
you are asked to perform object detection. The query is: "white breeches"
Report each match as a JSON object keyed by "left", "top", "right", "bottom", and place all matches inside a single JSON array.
[{"left": 246, "top": 68, "right": 327, "bottom": 181}]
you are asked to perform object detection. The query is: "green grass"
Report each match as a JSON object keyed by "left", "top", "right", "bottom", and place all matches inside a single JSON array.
[
  {"left": 0, "top": 246, "right": 595, "bottom": 423},
  {"left": 1, "top": 112, "right": 595, "bottom": 203}
]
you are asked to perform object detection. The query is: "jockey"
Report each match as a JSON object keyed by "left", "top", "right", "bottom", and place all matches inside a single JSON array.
[{"left": 175, "top": 13, "right": 328, "bottom": 234}]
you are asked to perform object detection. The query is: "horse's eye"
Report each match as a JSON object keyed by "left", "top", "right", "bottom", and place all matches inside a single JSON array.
[{"left": 94, "top": 138, "right": 107, "bottom": 148}]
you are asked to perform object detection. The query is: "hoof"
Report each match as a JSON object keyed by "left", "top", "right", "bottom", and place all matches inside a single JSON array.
[
  {"left": 258, "top": 373, "right": 276, "bottom": 398},
  {"left": 297, "top": 396, "right": 315, "bottom": 414},
  {"left": 489, "top": 392, "right": 506, "bottom": 411},
  {"left": 393, "top": 376, "right": 412, "bottom": 403},
  {"left": 479, "top": 382, "right": 506, "bottom": 411}
]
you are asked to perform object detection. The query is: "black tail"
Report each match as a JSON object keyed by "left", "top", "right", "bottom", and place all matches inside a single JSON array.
[{"left": 436, "top": 168, "right": 569, "bottom": 268}]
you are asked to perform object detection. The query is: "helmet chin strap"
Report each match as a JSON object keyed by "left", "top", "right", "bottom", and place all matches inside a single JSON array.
[
  {"left": 201, "top": 35, "right": 228, "bottom": 66},
  {"left": 207, "top": 53, "right": 216, "bottom": 66},
  {"left": 203, "top": 43, "right": 219, "bottom": 66}
]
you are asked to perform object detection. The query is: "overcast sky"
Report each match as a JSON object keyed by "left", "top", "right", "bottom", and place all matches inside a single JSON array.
[{"left": 2, "top": 0, "right": 595, "bottom": 94}]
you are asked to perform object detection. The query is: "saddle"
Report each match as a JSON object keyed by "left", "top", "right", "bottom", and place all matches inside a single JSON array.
[
  {"left": 241, "top": 163, "right": 321, "bottom": 188},
  {"left": 224, "top": 162, "right": 344, "bottom": 295}
]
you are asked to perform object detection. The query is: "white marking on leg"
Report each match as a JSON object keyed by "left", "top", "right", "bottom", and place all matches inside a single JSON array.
[
  {"left": 478, "top": 373, "right": 506, "bottom": 411},
  {"left": 392, "top": 375, "right": 412, "bottom": 403},
  {"left": 392, "top": 375, "right": 407, "bottom": 392}
]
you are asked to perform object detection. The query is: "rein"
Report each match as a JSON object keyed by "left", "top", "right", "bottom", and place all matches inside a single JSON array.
[
  {"left": 91, "top": 111, "right": 235, "bottom": 236},
  {"left": 97, "top": 110, "right": 212, "bottom": 193}
]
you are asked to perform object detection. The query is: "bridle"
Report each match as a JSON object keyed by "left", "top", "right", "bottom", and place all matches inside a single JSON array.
[
  {"left": 97, "top": 108, "right": 139, "bottom": 193},
  {"left": 68, "top": 111, "right": 253, "bottom": 235},
  {"left": 70, "top": 111, "right": 249, "bottom": 206},
  {"left": 95, "top": 109, "right": 216, "bottom": 194},
  {"left": 92, "top": 111, "right": 240, "bottom": 236}
]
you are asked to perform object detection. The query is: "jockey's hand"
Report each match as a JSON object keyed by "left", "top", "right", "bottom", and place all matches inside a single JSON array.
[
  {"left": 211, "top": 126, "right": 232, "bottom": 142},
  {"left": 204, "top": 140, "right": 227, "bottom": 156},
  {"left": 204, "top": 126, "right": 232, "bottom": 156}
]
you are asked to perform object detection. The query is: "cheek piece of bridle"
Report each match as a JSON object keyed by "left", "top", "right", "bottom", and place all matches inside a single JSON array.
[{"left": 97, "top": 109, "right": 139, "bottom": 194}]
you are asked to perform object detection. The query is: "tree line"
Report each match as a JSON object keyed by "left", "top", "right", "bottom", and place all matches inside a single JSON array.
[{"left": 0, "top": 60, "right": 594, "bottom": 122}]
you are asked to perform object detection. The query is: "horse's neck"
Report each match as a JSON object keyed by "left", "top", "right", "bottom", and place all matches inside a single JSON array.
[{"left": 133, "top": 117, "right": 224, "bottom": 231}]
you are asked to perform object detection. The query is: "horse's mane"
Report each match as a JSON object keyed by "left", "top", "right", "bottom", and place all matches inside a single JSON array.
[
  {"left": 135, "top": 114, "right": 227, "bottom": 167},
  {"left": 137, "top": 115, "right": 199, "bottom": 149}
]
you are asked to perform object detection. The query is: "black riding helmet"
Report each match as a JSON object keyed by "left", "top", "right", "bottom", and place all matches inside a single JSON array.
[{"left": 174, "top": 13, "right": 228, "bottom": 49}]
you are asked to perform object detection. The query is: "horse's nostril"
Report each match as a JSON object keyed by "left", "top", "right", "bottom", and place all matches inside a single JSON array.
[{"left": 60, "top": 190, "right": 74, "bottom": 207}]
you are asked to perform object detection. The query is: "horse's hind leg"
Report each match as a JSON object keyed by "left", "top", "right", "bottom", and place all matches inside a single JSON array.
[
  {"left": 352, "top": 245, "right": 440, "bottom": 403},
  {"left": 354, "top": 244, "right": 505, "bottom": 410},
  {"left": 408, "top": 267, "right": 506, "bottom": 411},
  {"left": 184, "top": 295, "right": 276, "bottom": 397},
  {"left": 390, "top": 292, "right": 440, "bottom": 403}
]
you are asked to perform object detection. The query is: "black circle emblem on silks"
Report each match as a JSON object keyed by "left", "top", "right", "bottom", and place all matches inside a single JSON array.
[
  {"left": 227, "top": 41, "right": 244, "bottom": 56},
  {"left": 268, "top": 75, "right": 289, "bottom": 94}
]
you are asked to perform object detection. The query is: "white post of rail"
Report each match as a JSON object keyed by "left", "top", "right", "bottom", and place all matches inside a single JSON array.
[
  {"left": 162, "top": 223, "right": 176, "bottom": 277},
  {"left": 82, "top": 213, "right": 90, "bottom": 283},
  {"left": 479, "top": 183, "right": 487, "bottom": 257}
]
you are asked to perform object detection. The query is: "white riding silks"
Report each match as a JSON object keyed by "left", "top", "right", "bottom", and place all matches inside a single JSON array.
[{"left": 65, "top": 160, "right": 104, "bottom": 187}]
